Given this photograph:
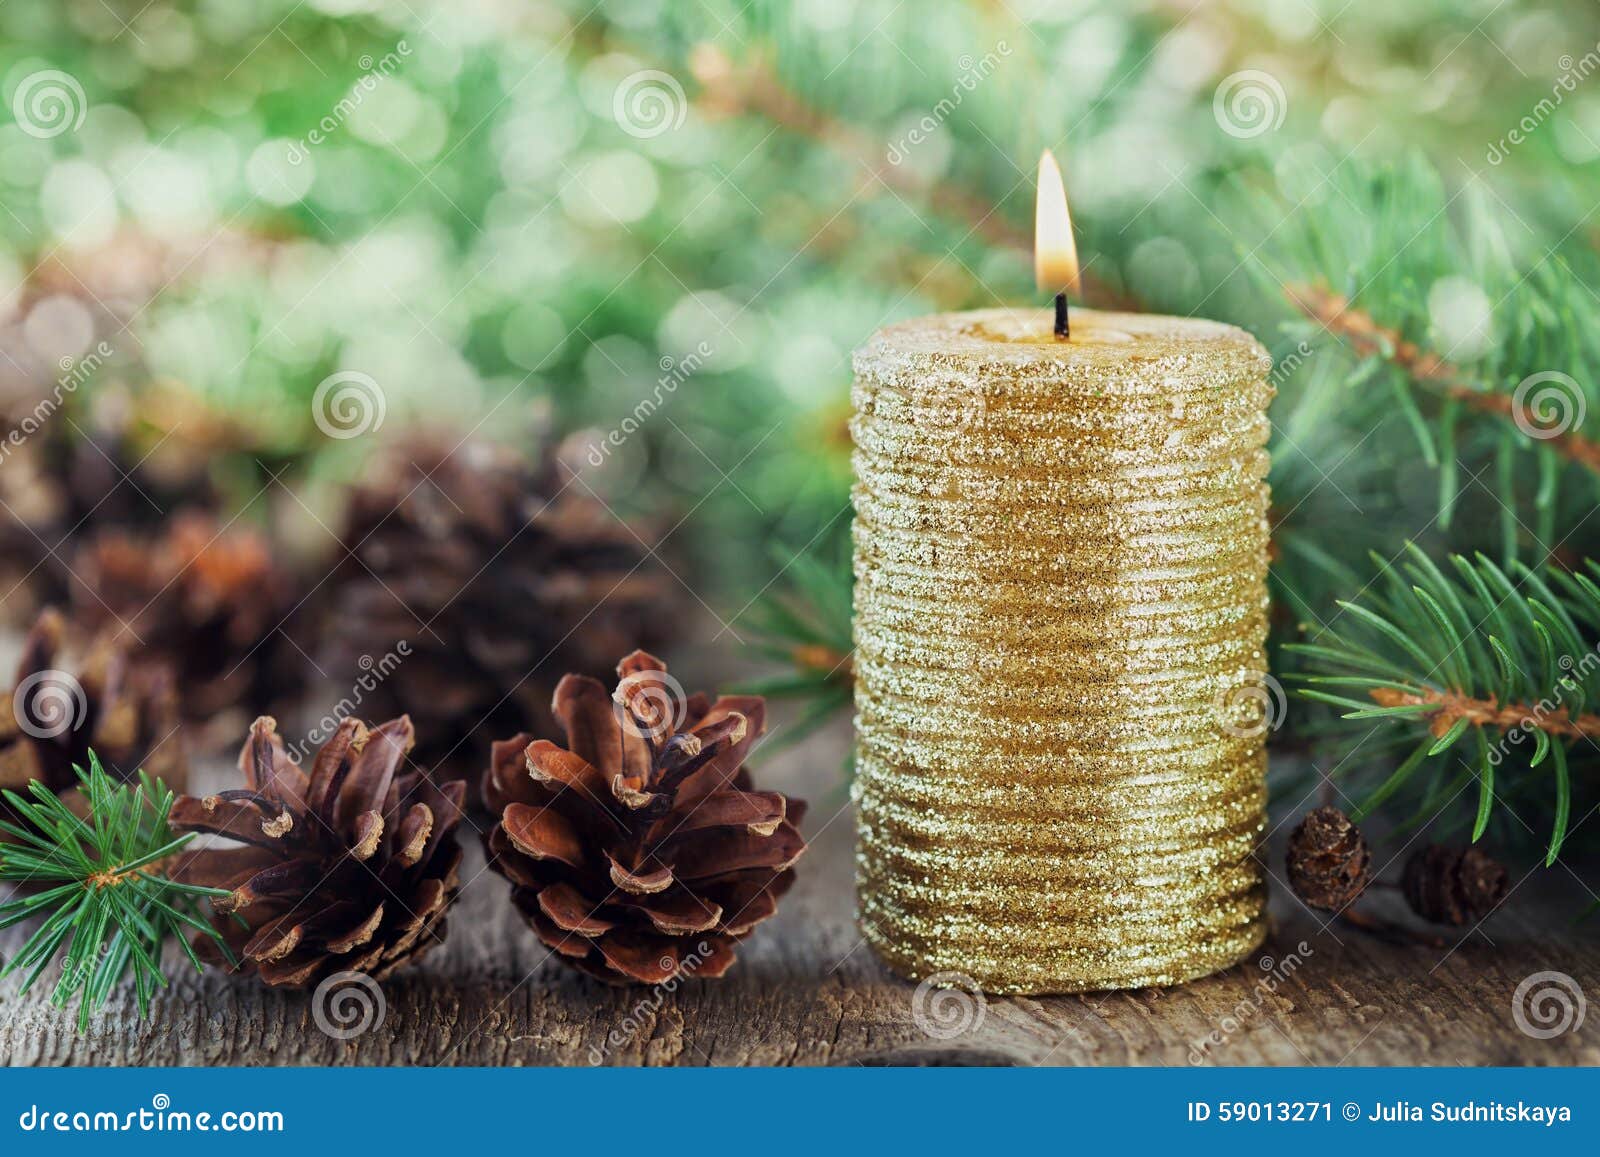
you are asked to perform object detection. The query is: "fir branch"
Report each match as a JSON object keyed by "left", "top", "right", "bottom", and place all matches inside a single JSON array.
[
  {"left": 1287, "top": 282, "right": 1600, "bottom": 476},
  {"left": 1288, "top": 544, "right": 1600, "bottom": 865},
  {"left": 686, "top": 43, "right": 1144, "bottom": 309},
  {"left": 690, "top": 43, "right": 1029, "bottom": 252},
  {"left": 0, "top": 755, "right": 230, "bottom": 1031}
]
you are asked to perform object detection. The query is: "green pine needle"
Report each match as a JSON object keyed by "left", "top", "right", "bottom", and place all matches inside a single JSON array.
[{"left": 0, "top": 753, "right": 232, "bottom": 1032}]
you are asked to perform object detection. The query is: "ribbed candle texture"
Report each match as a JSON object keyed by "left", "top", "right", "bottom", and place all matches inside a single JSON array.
[{"left": 851, "top": 307, "right": 1274, "bottom": 994}]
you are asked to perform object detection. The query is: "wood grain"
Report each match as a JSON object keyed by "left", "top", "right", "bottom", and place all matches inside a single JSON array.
[{"left": 3, "top": 721, "right": 1596, "bottom": 1066}]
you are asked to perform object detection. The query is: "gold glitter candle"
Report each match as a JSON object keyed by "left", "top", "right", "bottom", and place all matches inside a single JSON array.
[{"left": 851, "top": 305, "right": 1273, "bottom": 994}]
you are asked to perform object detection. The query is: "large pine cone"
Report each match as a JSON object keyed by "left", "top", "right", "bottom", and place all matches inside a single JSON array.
[
  {"left": 321, "top": 438, "right": 674, "bottom": 782},
  {"left": 1402, "top": 844, "right": 1508, "bottom": 926},
  {"left": 483, "top": 652, "right": 806, "bottom": 984},
  {"left": 0, "top": 608, "right": 185, "bottom": 809},
  {"left": 170, "top": 715, "right": 466, "bottom": 987},
  {"left": 1285, "top": 806, "right": 1371, "bottom": 910},
  {"left": 70, "top": 511, "right": 297, "bottom": 724}
]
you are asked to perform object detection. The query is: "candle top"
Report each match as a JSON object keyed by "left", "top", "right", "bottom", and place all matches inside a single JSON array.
[{"left": 855, "top": 307, "right": 1271, "bottom": 398}]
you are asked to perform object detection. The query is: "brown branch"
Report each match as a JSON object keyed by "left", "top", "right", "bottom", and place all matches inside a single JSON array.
[
  {"left": 691, "top": 44, "right": 1026, "bottom": 250},
  {"left": 1286, "top": 283, "right": 1600, "bottom": 475},
  {"left": 791, "top": 644, "right": 854, "bottom": 689},
  {"left": 1369, "top": 686, "right": 1600, "bottom": 741},
  {"left": 689, "top": 44, "right": 1142, "bottom": 311}
]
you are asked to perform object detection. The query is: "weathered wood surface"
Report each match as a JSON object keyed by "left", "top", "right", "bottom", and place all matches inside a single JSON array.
[{"left": 3, "top": 720, "right": 1596, "bottom": 1067}]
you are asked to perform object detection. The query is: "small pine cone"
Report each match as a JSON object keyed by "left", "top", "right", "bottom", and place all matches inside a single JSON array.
[
  {"left": 169, "top": 715, "right": 466, "bottom": 987},
  {"left": 1285, "top": 806, "right": 1371, "bottom": 910},
  {"left": 483, "top": 651, "right": 807, "bottom": 984},
  {"left": 0, "top": 608, "right": 186, "bottom": 809},
  {"left": 1401, "top": 845, "right": 1508, "bottom": 926}
]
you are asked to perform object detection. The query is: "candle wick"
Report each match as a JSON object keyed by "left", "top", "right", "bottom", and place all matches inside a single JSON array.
[{"left": 1054, "top": 292, "right": 1069, "bottom": 340}]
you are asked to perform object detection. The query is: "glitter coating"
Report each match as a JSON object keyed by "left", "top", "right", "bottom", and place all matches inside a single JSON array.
[{"left": 851, "top": 307, "right": 1274, "bottom": 994}]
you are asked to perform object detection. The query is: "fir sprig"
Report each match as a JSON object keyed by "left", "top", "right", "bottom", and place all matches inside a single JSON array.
[
  {"left": 0, "top": 755, "right": 231, "bottom": 1031},
  {"left": 740, "top": 542, "right": 855, "bottom": 754},
  {"left": 1288, "top": 544, "right": 1600, "bottom": 865},
  {"left": 1246, "top": 156, "right": 1600, "bottom": 552}
]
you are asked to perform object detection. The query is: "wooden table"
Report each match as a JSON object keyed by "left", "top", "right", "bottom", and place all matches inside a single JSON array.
[{"left": 3, "top": 721, "right": 1596, "bottom": 1066}]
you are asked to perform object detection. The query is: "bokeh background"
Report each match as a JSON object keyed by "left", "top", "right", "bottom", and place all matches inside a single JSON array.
[{"left": 2, "top": 0, "right": 1600, "bottom": 826}]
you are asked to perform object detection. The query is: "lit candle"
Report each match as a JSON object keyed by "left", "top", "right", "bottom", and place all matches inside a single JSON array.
[
  {"left": 850, "top": 153, "right": 1274, "bottom": 994},
  {"left": 1034, "top": 149, "right": 1078, "bottom": 338}
]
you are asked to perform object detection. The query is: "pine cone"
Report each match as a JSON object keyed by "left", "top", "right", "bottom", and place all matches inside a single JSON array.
[
  {"left": 322, "top": 437, "right": 675, "bottom": 782},
  {"left": 170, "top": 715, "right": 466, "bottom": 988},
  {"left": 0, "top": 608, "right": 185, "bottom": 809},
  {"left": 0, "top": 430, "right": 222, "bottom": 626},
  {"left": 70, "top": 511, "right": 298, "bottom": 723},
  {"left": 483, "top": 651, "right": 806, "bottom": 984},
  {"left": 1285, "top": 806, "right": 1371, "bottom": 910},
  {"left": 1402, "top": 844, "right": 1508, "bottom": 926}
]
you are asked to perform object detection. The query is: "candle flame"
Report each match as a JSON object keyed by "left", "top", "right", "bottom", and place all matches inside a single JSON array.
[{"left": 1034, "top": 149, "right": 1079, "bottom": 295}]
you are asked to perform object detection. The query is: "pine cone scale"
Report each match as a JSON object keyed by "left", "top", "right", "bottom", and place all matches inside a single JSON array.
[
  {"left": 553, "top": 675, "right": 624, "bottom": 780},
  {"left": 626, "top": 890, "right": 722, "bottom": 934},
  {"left": 669, "top": 789, "right": 787, "bottom": 835},
  {"left": 524, "top": 739, "right": 610, "bottom": 798},
  {"left": 607, "top": 856, "right": 674, "bottom": 894},
  {"left": 503, "top": 802, "right": 587, "bottom": 866},
  {"left": 537, "top": 883, "right": 617, "bottom": 935}
]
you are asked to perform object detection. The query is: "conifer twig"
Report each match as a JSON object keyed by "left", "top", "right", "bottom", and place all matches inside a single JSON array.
[
  {"left": 1286, "top": 282, "right": 1600, "bottom": 475},
  {"left": 0, "top": 755, "right": 231, "bottom": 1031},
  {"left": 687, "top": 43, "right": 1143, "bottom": 309},
  {"left": 1289, "top": 544, "right": 1600, "bottom": 865}
]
